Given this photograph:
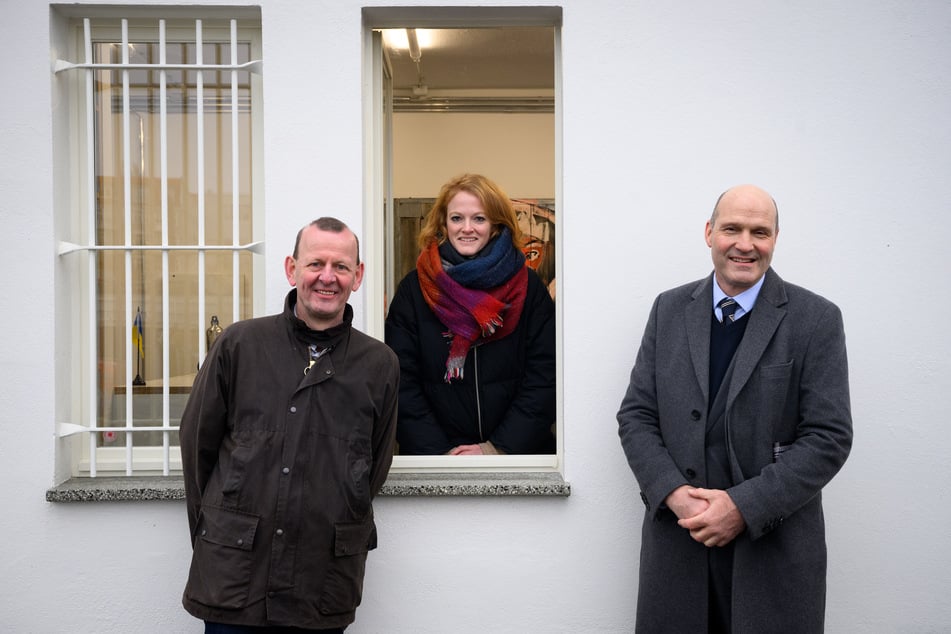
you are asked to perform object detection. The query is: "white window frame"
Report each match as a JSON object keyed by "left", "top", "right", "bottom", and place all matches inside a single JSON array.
[
  {"left": 361, "top": 6, "right": 564, "bottom": 476},
  {"left": 50, "top": 6, "right": 264, "bottom": 479}
]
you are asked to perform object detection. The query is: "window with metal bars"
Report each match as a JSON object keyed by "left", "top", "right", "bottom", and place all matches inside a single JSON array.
[{"left": 52, "top": 11, "right": 264, "bottom": 477}]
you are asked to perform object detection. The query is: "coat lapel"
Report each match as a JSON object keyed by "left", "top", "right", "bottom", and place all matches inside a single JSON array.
[
  {"left": 685, "top": 276, "right": 714, "bottom": 406},
  {"left": 726, "top": 268, "right": 788, "bottom": 408}
]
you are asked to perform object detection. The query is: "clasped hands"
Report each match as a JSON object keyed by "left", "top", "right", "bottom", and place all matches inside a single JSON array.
[{"left": 665, "top": 485, "right": 746, "bottom": 548}]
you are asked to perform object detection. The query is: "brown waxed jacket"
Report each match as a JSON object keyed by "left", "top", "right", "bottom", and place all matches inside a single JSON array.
[{"left": 180, "top": 291, "right": 399, "bottom": 629}]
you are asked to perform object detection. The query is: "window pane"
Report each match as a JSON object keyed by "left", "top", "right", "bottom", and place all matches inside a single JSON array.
[{"left": 91, "top": 36, "right": 254, "bottom": 453}]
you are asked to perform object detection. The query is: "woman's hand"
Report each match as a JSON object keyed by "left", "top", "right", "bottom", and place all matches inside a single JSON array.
[{"left": 448, "top": 444, "right": 485, "bottom": 455}]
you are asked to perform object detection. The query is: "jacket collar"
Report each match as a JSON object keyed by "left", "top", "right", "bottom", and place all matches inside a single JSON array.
[{"left": 283, "top": 288, "right": 353, "bottom": 348}]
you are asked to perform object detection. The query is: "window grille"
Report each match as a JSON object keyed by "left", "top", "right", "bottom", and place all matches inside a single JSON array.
[{"left": 54, "top": 16, "right": 263, "bottom": 477}]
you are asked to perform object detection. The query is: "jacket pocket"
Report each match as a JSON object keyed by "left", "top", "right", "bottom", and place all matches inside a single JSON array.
[
  {"left": 760, "top": 359, "right": 793, "bottom": 380},
  {"left": 759, "top": 360, "right": 795, "bottom": 439},
  {"left": 186, "top": 505, "right": 260, "bottom": 609},
  {"left": 317, "top": 518, "right": 377, "bottom": 615}
]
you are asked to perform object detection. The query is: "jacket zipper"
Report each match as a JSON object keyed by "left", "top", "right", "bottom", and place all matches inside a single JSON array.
[{"left": 474, "top": 347, "right": 484, "bottom": 441}]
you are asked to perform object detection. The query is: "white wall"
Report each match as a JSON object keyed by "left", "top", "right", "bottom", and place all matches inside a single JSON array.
[{"left": 2, "top": 1, "right": 949, "bottom": 631}]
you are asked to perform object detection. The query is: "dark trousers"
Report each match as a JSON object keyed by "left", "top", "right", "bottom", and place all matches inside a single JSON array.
[
  {"left": 708, "top": 542, "right": 734, "bottom": 634},
  {"left": 205, "top": 622, "right": 345, "bottom": 634}
]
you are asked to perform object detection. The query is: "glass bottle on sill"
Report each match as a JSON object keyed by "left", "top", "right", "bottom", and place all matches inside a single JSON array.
[{"left": 206, "top": 315, "right": 223, "bottom": 351}]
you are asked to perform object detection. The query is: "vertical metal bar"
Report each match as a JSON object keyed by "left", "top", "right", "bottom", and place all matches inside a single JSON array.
[
  {"left": 159, "top": 20, "right": 171, "bottom": 475},
  {"left": 230, "top": 19, "right": 240, "bottom": 324},
  {"left": 121, "top": 19, "right": 134, "bottom": 475},
  {"left": 196, "top": 20, "right": 207, "bottom": 366},
  {"left": 84, "top": 18, "right": 99, "bottom": 477}
]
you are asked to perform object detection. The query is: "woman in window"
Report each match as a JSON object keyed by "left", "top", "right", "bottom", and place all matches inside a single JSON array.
[{"left": 385, "top": 173, "right": 556, "bottom": 455}]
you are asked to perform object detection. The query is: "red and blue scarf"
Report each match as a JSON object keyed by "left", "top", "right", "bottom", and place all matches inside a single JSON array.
[{"left": 417, "top": 228, "right": 528, "bottom": 382}]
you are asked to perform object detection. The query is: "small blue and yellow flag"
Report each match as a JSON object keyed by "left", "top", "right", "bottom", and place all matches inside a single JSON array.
[{"left": 132, "top": 308, "right": 145, "bottom": 359}]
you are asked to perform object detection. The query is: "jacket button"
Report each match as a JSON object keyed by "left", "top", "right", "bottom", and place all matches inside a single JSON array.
[
  {"left": 282, "top": 467, "right": 290, "bottom": 475},
  {"left": 236, "top": 539, "right": 244, "bottom": 546},
  {"left": 325, "top": 370, "right": 332, "bottom": 375},
  {"left": 690, "top": 410, "right": 701, "bottom": 421},
  {"left": 276, "top": 529, "right": 284, "bottom": 536},
  {"left": 201, "top": 529, "right": 207, "bottom": 536},
  {"left": 685, "top": 468, "right": 696, "bottom": 478},
  {"left": 289, "top": 406, "right": 297, "bottom": 413}
]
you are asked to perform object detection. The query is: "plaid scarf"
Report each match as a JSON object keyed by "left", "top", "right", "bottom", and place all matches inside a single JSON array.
[{"left": 417, "top": 228, "right": 528, "bottom": 382}]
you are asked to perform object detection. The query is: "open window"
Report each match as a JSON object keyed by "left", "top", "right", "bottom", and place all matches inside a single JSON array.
[{"left": 363, "top": 7, "right": 564, "bottom": 480}]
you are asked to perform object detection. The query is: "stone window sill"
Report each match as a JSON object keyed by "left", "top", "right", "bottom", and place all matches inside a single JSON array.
[{"left": 46, "top": 472, "right": 570, "bottom": 502}]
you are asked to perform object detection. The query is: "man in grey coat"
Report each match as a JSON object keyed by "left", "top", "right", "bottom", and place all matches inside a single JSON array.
[{"left": 617, "top": 184, "right": 852, "bottom": 633}]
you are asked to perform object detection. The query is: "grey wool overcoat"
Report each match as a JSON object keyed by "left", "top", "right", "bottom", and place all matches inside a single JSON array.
[{"left": 617, "top": 268, "right": 852, "bottom": 634}]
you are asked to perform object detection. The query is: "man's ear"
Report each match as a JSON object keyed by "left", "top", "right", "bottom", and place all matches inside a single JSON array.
[
  {"left": 351, "top": 262, "right": 365, "bottom": 292},
  {"left": 284, "top": 255, "right": 297, "bottom": 286}
]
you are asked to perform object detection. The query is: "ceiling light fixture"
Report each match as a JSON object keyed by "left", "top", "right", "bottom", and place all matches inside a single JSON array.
[{"left": 406, "top": 28, "right": 422, "bottom": 63}]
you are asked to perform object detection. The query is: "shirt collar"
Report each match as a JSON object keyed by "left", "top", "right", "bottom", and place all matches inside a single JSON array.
[{"left": 712, "top": 272, "right": 766, "bottom": 320}]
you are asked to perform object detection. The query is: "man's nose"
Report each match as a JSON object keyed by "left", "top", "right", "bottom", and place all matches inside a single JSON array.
[
  {"left": 318, "top": 264, "right": 336, "bottom": 281},
  {"left": 736, "top": 231, "right": 754, "bottom": 250}
]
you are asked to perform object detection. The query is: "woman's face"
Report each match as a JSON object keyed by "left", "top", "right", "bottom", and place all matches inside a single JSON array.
[{"left": 445, "top": 190, "right": 494, "bottom": 256}]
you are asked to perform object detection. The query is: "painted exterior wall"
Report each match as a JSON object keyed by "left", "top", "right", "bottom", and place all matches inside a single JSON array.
[{"left": 2, "top": 1, "right": 949, "bottom": 631}]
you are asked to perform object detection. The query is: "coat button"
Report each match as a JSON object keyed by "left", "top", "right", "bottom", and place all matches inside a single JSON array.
[
  {"left": 685, "top": 468, "right": 696, "bottom": 478},
  {"left": 236, "top": 538, "right": 244, "bottom": 546},
  {"left": 690, "top": 410, "right": 701, "bottom": 421},
  {"left": 276, "top": 529, "right": 284, "bottom": 536},
  {"left": 289, "top": 406, "right": 297, "bottom": 413},
  {"left": 282, "top": 467, "right": 290, "bottom": 474}
]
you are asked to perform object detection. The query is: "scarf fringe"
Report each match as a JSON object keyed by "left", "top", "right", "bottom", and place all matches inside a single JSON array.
[
  {"left": 482, "top": 315, "right": 503, "bottom": 337},
  {"left": 444, "top": 334, "right": 469, "bottom": 382}
]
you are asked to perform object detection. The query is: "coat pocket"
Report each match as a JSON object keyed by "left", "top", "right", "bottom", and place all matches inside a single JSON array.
[
  {"left": 759, "top": 360, "right": 795, "bottom": 439},
  {"left": 317, "top": 518, "right": 378, "bottom": 615},
  {"left": 760, "top": 359, "right": 793, "bottom": 380},
  {"left": 186, "top": 505, "right": 260, "bottom": 609}
]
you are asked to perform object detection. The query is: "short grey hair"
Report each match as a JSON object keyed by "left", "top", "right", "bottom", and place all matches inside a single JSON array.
[{"left": 293, "top": 217, "right": 361, "bottom": 265}]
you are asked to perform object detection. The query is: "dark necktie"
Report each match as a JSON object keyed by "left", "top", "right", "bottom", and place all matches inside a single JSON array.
[{"left": 718, "top": 297, "right": 740, "bottom": 323}]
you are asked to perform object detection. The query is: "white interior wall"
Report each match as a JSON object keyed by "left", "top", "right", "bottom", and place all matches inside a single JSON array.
[
  {"left": 392, "top": 112, "right": 555, "bottom": 199},
  {"left": 1, "top": 1, "right": 949, "bottom": 632}
]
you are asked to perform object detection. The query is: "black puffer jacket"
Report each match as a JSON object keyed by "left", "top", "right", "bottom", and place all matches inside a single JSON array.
[{"left": 385, "top": 267, "right": 555, "bottom": 454}]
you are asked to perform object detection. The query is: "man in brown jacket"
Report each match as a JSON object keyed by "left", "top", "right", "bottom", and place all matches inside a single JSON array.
[{"left": 181, "top": 217, "right": 399, "bottom": 633}]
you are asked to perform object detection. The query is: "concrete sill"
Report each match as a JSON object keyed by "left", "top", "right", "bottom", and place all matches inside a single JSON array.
[
  {"left": 46, "top": 472, "right": 570, "bottom": 502},
  {"left": 380, "top": 472, "right": 570, "bottom": 497}
]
